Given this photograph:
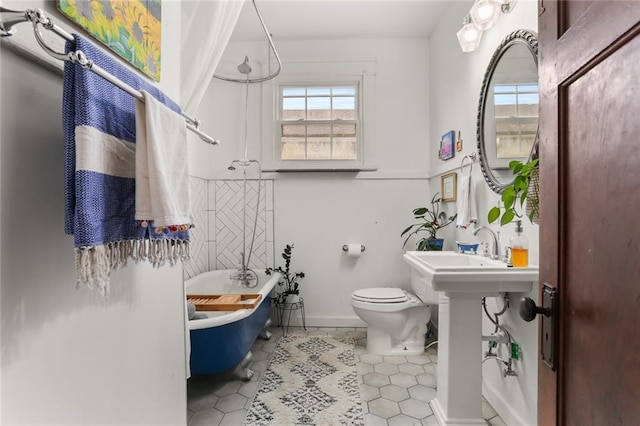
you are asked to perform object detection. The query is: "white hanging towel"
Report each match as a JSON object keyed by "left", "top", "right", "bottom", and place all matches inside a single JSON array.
[
  {"left": 456, "top": 172, "right": 478, "bottom": 229},
  {"left": 135, "top": 90, "right": 191, "bottom": 227}
]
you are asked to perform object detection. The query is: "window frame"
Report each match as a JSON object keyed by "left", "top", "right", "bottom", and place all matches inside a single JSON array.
[
  {"left": 278, "top": 82, "right": 361, "bottom": 162},
  {"left": 260, "top": 59, "right": 377, "bottom": 172},
  {"left": 493, "top": 83, "right": 539, "bottom": 159}
]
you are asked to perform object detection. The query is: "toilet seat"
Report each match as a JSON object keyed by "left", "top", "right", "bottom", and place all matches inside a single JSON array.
[{"left": 352, "top": 287, "right": 410, "bottom": 304}]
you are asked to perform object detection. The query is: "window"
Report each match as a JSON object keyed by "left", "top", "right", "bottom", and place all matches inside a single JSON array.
[
  {"left": 493, "top": 84, "right": 539, "bottom": 159},
  {"left": 260, "top": 59, "right": 377, "bottom": 172},
  {"left": 280, "top": 85, "right": 359, "bottom": 161}
]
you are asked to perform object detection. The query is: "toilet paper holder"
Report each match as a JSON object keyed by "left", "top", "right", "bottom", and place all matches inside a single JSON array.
[{"left": 342, "top": 244, "right": 365, "bottom": 252}]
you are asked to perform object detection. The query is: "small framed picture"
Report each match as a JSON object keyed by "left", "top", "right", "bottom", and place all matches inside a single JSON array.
[
  {"left": 440, "top": 130, "right": 456, "bottom": 161},
  {"left": 441, "top": 172, "right": 457, "bottom": 202}
]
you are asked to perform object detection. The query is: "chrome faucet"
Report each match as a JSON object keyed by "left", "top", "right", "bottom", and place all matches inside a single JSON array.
[
  {"left": 472, "top": 226, "right": 500, "bottom": 260},
  {"left": 238, "top": 251, "right": 246, "bottom": 270},
  {"left": 231, "top": 251, "right": 258, "bottom": 288}
]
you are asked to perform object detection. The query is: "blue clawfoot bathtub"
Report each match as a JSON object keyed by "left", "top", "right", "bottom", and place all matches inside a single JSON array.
[{"left": 186, "top": 269, "right": 280, "bottom": 378}]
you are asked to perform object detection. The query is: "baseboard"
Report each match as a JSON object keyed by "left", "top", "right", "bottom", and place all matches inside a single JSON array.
[
  {"left": 482, "top": 381, "right": 528, "bottom": 426},
  {"left": 269, "top": 313, "right": 366, "bottom": 329},
  {"left": 268, "top": 315, "right": 436, "bottom": 334},
  {"left": 269, "top": 315, "right": 435, "bottom": 331},
  {"left": 311, "top": 316, "right": 367, "bottom": 328}
]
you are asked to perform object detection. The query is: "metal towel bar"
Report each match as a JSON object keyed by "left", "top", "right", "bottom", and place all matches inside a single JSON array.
[{"left": 0, "top": 6, "right": 219, "bottom": 146}]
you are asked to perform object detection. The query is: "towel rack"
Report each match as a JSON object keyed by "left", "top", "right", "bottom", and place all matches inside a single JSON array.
[
  {"left": 460, "top": 152, "right": 477, "bottom": 178},
  {"left": 0, "top": 7, "right": 219, "bottom": 146}
]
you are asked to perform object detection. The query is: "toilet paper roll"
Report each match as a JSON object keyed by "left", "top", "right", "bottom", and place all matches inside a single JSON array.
[{"left": 346, "top": 244, "right": 362, "bottom": 257}]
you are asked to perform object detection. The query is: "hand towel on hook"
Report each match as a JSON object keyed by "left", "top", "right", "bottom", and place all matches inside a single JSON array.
[
  {"left": 135, "top": 90, "right": 191, "bottom": 228},
  {"left": 456, "top": 161, "right": 478, "bottom": 229},
  {"left": 63, "top": 34, "right": 190, "bottom": 295}
]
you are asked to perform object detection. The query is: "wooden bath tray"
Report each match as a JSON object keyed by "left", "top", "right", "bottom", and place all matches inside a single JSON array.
[{"left": 187, "top": 294, "right": 263, "bottom": 311}]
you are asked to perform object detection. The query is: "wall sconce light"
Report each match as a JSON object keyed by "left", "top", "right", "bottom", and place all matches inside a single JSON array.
[
  {"left": 456, "top": 15, "right": 483, "bottom": 53},
  {"left": 470, "top": 0, "right": 501, "bottom": 30},
  {"left": 498, "top": 0, "right": 518, "bottom": 13},
  {"left": 457, "top": 0, "right": 518, "bottom": 52}
]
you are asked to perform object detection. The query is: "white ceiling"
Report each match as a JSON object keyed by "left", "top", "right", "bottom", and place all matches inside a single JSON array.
[{"left": 230, "top": 0, "right": 452, "bottom": 42}]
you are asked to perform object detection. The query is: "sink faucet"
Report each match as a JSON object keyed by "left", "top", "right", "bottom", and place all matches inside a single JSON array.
[{"left": 472, "top": 226, "right": 500, "bottom": 260}]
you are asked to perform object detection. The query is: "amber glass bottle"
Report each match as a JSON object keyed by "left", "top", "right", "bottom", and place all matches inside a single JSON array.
[{"left": 510, "top": 220, "right": 529, "bottom": 267}]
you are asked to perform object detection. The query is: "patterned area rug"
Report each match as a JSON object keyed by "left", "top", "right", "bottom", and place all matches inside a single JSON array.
[{"left": 243, "top": 335, "right": 365, "bottom": 425}]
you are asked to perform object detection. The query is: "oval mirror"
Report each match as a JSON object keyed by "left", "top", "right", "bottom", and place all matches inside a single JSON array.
[{"left": 477, "top": 29, "right": 539, "bottom": 194}]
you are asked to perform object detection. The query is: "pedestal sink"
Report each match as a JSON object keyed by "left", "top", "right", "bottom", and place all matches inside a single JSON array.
[{"left": 403, "top": 251, "right": 538, "bottom": 426}]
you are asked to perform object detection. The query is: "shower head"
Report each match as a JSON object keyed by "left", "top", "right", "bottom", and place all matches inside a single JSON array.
[
  {"left": 227, "top": 160, "right": 240, "bottom": 171},
  {"left": 238, "top": 56, "right": 252, "bottom": 75},
  {"left": 227, "top": 159, "right": 261, "bottom": 171}
]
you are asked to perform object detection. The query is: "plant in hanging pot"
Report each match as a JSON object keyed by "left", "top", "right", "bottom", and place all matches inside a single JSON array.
[
  {"left": 401, "top": 193, "right": 457, "bottom": 251},
  {"left": 266, "top": 244, "right": 305, "bottom": 304},
  {"left": 488, "top": 159, "right": 540, "bottom": 226}
]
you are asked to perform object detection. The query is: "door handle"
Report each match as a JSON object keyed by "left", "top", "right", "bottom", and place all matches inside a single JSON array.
[
  {"left": 519, "top": 283, "right": 557, "bottom": 370},
  {"left": 519, "top": 297, "right": 551, "bottom": 321}
]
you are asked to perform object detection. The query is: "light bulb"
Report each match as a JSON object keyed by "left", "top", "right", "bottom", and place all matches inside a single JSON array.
[
  {"left": 457, "top": 22, "right": 483, "bottom": 53},
  {"left": 470, "top": 0, "right": 500, "bottom": 31}
]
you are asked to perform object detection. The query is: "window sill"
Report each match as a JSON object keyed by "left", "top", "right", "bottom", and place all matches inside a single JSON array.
[{"left": 262, "top": 166, "right": 378, "bottom": 173}]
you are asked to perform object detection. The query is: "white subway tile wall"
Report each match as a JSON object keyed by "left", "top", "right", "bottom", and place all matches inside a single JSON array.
[{"left": 184, "top": 177, "right": 208, "bottom": 279}]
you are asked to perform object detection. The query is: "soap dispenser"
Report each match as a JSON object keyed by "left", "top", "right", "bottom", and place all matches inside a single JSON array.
[{"left": 510, "top": 220, "right": 529, "bottom": 267}]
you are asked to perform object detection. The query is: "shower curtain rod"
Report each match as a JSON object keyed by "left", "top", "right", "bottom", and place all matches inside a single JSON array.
[
  {"left": 0, "top": 7, "right": 219, "bottom": 146},
  {"left": 212, "top": 0, "right": 282, "bottom": 84}
]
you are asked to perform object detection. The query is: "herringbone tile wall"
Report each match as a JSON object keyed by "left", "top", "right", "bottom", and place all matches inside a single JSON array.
[
  {"left": 209, "top": 180, "right": 274, "bottom": 271},
  {"left": 184, "top": 178, "right": 275, "bottom": 280}
]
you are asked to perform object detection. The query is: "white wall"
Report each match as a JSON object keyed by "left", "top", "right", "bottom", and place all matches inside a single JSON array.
[
  {"left": 201, "top": 38, "right": 433, "bottom": 326},
  {"left": 0, "top": 1, "right": 187, "bottom": 424},
  {"left": 428, "top": 1, "right": 539, "bottom": 425}
]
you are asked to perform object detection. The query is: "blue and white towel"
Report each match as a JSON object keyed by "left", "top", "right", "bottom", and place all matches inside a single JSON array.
[{"left": 63, "top": 34, "right": 190, "bottom": 294}]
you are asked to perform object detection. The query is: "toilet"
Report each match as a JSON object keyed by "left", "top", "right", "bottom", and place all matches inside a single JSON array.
[{"left": 351, "top": 273, "right": 438, "bottom": 356}]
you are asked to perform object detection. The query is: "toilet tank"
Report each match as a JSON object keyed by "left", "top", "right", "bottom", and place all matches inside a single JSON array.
[{"left": 411, "top": 268, "right": 439, "bottom": 304}]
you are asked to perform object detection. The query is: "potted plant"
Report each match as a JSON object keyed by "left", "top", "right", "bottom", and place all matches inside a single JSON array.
[
  {"left": 401, "top": 193, "right": 457, "bottom": 251},
  {"left": 266, "top": 244, "right": 305, "bottom": 304},
  {"left": 488, "top": 159, "right": 539, "bottom": 226}
]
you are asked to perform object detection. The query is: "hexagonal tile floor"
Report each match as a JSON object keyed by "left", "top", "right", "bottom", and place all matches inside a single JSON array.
[{"left": 187, "top": 327, "right": 505, "bottom": 425}]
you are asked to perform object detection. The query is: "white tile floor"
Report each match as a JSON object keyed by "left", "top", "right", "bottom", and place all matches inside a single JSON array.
[{"left": 187, "top": 327, "right": 505, "bottom": 425}]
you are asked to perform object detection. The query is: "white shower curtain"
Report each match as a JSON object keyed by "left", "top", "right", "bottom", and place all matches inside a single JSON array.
[
  {"left": 181, "top": 0, "right": 245, "bottom": 114},
  {"left": 180, "top": 0, "right": 244, "bottom": 378}
]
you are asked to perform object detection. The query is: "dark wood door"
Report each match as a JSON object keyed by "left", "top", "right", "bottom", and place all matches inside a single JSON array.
[{"left": 538, "top": 1, "right": 640, "bottom": 424}]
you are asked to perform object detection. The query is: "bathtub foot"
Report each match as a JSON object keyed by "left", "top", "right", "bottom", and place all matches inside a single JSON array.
[
  {"left": 241, "top": 368, "right": 254, "bottom": 382},
  {"left": 259, "top": 318, "right": 272, "bottom": 340},
  {"left": 260, "top": 330, "right": 272, "bottom": 340},
  {"left": 232, "top": 351, "right": 254, "bottom": 382}
]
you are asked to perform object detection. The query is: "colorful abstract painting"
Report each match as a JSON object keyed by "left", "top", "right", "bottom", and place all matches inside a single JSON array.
[{"left": 58, "top": 0, "right": 162, "bottom": 81}]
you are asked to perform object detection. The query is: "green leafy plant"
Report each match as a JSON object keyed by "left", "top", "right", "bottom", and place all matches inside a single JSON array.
[
  {"left": 401, "top": 193, "right": 457, "bottom": 250},
  {"left": 488, "top": 159, "right": 539, "bottom": 226},
  {"left": 265, "top": 244, "right": 305, "bottom": 297}
]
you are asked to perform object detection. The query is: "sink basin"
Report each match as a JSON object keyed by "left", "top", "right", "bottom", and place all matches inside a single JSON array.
[{"left": 403, "top": 251, "right": 538, "bottom": 294}]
